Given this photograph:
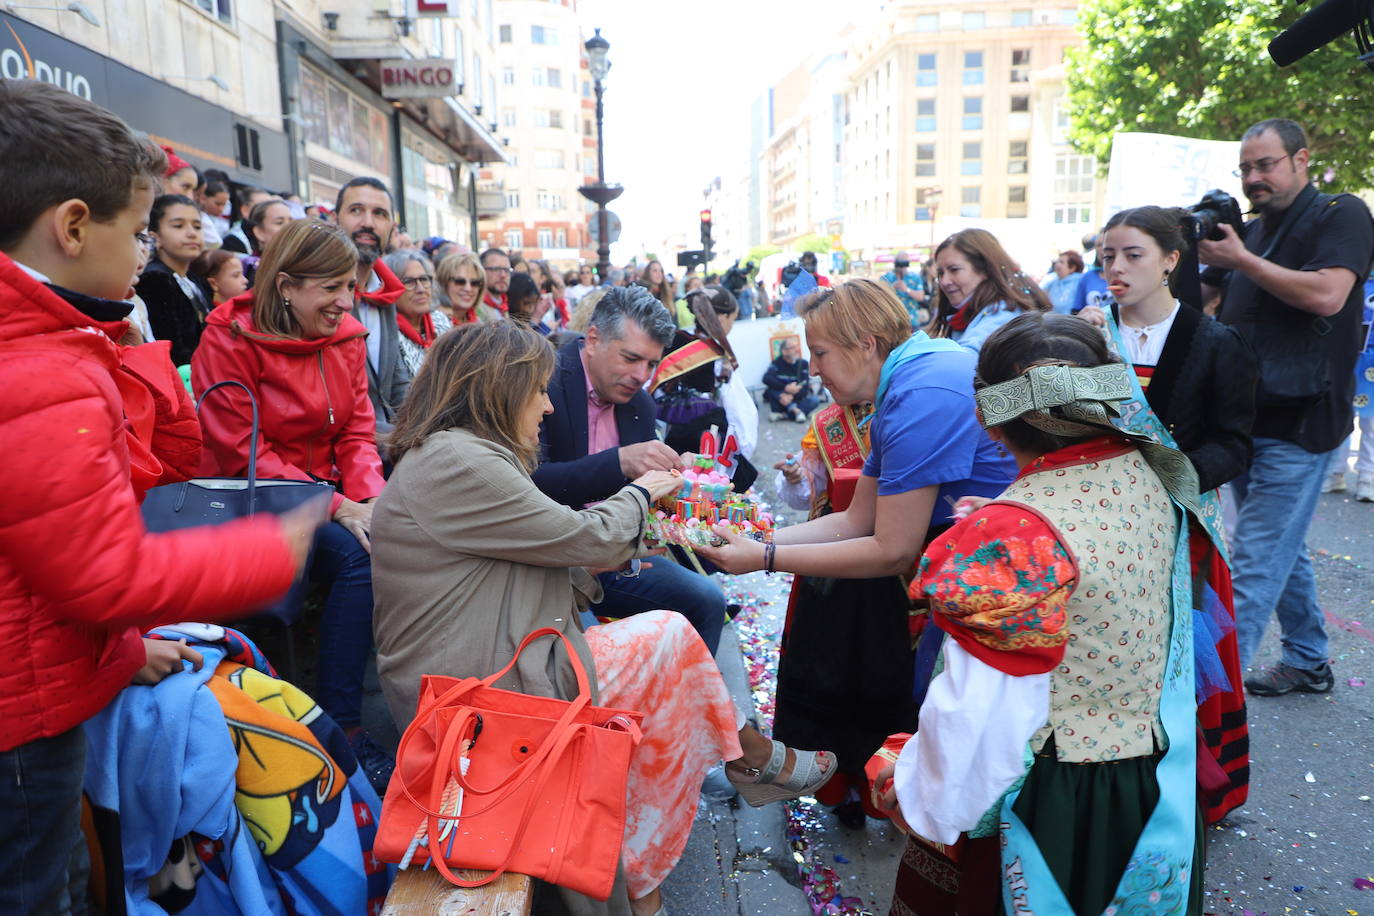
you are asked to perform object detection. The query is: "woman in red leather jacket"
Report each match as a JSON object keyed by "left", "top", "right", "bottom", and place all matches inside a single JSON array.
[{"left": 191, "top": 219, "right": 394, "bottom": 790}]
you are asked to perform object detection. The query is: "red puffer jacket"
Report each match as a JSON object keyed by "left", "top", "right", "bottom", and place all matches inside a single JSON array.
[
  {"left": 191, "top": 295, "right": 386, "bottom": 514},
  {"left": 0, "top": 254, "right": 298, "bottom": 752}
]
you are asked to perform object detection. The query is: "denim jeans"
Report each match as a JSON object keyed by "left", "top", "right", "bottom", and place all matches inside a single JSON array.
[
  {"left": 764, "top": 389, "right": 820, "bottom": 417},
  {"left": 310, "top": 521, "right": 375, "bottom": 729},
  {"left": 0, "top": 727, "right": 90, "bottom": 915},
  {"left": 595, "top": 557, "right": 726, "bottom": 656},
  {"left": 1230, "top": 437, "right": 1336, "bottom": 670}
]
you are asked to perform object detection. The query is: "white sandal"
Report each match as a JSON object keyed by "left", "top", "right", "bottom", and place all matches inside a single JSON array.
[{"left": 726, "top": 739, "right": 835, "bottom": 807}]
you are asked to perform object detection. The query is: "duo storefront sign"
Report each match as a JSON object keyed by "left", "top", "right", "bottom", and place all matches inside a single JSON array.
[{"left": 380, "top": 58, "right": 458, "bottom": 99}]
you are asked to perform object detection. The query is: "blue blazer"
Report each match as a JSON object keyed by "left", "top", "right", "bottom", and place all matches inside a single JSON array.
[{"left": 533, "top": 336, "right": 658, "bottom": 507}]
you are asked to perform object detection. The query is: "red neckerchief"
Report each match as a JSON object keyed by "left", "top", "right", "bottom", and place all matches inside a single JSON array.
[
  {"left": 484, "top": 291, "right": 508, "bottom": 314},
  {"left": 397, "top": 311, "right": 436, "bottom": 348},
  {"left": 948, "top": 302, "right": 975, "bottom": 332}
]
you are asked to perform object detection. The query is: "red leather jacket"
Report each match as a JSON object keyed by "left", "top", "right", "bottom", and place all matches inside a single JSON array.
[
  {"left": 0, "top": 254, "right": 297, "bottom": 751},
  {"left": 191, "top": 295, "right": 386, "bottom": 514}
]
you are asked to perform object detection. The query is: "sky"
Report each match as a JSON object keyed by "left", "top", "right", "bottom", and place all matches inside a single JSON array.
[{"left": 572, "top": 0, "right": 883, "bottom": 262}]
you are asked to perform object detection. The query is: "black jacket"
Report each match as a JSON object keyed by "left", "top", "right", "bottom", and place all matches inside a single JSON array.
[
  {"left": 1115, "top": 302, "right": 1257, "bottom": 492},
  {"left": 762, "top": 355, "right": 810, "bottom": 394},
  {"left": 136, "top": 257, "right": 212, "bottom": 367},
  {"left": 533, "top": 336, "right": 658, "bottom": 507}
]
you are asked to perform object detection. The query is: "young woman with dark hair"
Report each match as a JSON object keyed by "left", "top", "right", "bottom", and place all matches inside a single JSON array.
[
  {"left": 636, "top": 258, "right": 675, "bottom": 325},
  {"left": 928, "top": 228, "right": 1052, "bottom": 352},
  {"left": 877, "top": 311, "right": 1205, "bottom": 916},
  {"left": 137, "top": 193, "right": 211, "bottom": 365},
  {"left": 1077, "top": 204, "right": 1257, "bottom": 822},
  {"left": 371, "top": 321, "right": 835, "bottom": 916}
]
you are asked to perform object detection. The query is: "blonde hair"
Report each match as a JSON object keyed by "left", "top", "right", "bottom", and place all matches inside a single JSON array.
[
  {"left": 796, "top": 277, "right": 911, "bottom": 358},
  {"left": 252, "top": 220, "right": 358, "bottom": 338},
  {"left": 436, "top": 251, "right": 487, "bottom": 308},
  {"left": 388, "top": 322, "right": 555, "bottom": 471}
]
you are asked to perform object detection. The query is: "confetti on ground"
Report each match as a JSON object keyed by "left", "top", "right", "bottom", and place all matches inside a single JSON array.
[
  {"left": 1304, "top": 772, "right": 1316, "bottom": 783},
  {"left": 726, "top": 571, "right": 877, "bottom": 916},
  {"left": 1349, "top": 677, "right": 1367, "bottom": 687},
  {"left": 1356, "top": 877, "right": 1374, "bottom": 890}
]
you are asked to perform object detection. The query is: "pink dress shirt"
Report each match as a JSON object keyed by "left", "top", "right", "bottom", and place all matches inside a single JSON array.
[{"left": 581, "top": 347, "right": 620, "bottom": 455}]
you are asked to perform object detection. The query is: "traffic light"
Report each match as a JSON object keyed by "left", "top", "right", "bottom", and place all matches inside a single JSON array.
[{"left": 699, "top": 208, "right": 713, "bottom": 262}]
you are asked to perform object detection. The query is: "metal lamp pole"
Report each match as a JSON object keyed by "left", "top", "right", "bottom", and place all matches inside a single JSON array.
[{"left": 578, "top": 28, "right": 622, "bottom": 284}]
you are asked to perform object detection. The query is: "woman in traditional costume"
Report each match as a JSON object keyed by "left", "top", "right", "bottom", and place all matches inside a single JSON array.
[
  {"left": 878, "top": 312, "right": 1204, "bottom": 915},
  {"left": 699, "top": 279, "right": 1017, "bottom": 825}
]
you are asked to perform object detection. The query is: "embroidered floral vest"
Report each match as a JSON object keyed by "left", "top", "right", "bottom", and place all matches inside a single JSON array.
[{"left": 999, "top": 448, "right": 1176, "bottom": 763}]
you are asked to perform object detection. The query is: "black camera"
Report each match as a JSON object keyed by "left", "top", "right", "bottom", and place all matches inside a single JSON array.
[
  {"left": 1187, "top": 189, "right": 1245, "bottom": 242},
  {"left": 721, "top": 260, "right": 755, "bottom": 293}
]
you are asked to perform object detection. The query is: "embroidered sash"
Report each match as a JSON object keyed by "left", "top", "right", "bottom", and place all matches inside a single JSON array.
[
  {"left": 812, "top": 404, "right": 871, "bottom": 479},
  {"left": 648, "top": 338, "right": 723, "bottom": 394}
]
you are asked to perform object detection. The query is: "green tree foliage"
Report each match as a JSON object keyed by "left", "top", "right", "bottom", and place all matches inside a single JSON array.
[
  {"left": 1066, "top": 0, "right": 1374, "bottom": 191},
  {"left": 745, "top": 245, "right": 782, "bottom": 273},
  {"left": 793, "top": 234, "right": 832, "bottom": 254}
]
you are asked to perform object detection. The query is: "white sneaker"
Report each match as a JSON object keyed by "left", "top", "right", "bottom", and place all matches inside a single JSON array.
[
  {"left": 1357, "top": 473, "right": 1374, "bottom": 502},
  {"left": 769, "top": 411, "right": 787, "bottom": 421},
  {"left": 1322, "top": 470, "right": 1348, "bottom": 493}
]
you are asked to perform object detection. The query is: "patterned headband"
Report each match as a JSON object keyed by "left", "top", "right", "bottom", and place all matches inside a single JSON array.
[
  {"left": 976, "top": 361, "right": 1203, "bottom": 512},
  {"left": 975, "top": 363, "right": 1134, "bottom": 437}
]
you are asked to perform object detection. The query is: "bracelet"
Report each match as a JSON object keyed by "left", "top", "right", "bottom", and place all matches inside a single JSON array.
[
  {"left": 764, "top": 542, "right": 777, "bottom": 574},
  {"left": 626, "top": 483, "right": 651, "bottom": 506}
]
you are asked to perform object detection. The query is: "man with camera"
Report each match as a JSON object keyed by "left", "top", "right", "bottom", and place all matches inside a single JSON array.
[
  {"left": 879, "top": 257, "right": 927, "bottom": 329},
  {"left": 1199, "top": 118, "right": 1374, "bottom": 697}
]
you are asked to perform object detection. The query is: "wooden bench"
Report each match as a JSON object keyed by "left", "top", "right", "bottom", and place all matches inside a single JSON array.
[{"left": 381, "top": 867, "right": 532, "bottom": 915}]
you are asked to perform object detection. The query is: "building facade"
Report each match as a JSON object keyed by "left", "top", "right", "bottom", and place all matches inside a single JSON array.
[
  {"left": 476, "top": 0, "right": 594, "bottom": 269},
  {"left": 1, "top": 0, "right": 506, "bottom": 249}
]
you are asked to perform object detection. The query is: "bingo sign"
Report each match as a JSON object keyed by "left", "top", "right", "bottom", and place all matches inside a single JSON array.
[
  {"left": 379, "top": 58, "right": 458, "bottom": 100},
  {"left": 1104, "top": 132, "right": 1245, "bottom": 218}
]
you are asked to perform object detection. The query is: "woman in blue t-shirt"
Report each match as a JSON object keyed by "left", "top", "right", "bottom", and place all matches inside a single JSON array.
[
  {"left": 928, "top": 228, "right": 1052, "bottom": 353},
  {"left": 699, "top": 278, "right": 1017, "bottom": 822}
]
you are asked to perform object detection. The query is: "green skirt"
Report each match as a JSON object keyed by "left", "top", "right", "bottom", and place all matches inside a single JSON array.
[{"left": 888, "top": 739, "right": 1205, "bottom": 916}]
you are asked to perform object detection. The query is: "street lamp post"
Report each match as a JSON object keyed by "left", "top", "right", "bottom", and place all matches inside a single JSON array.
[
  {"left": 578, "top": 28, "right": 622, "bottom": 284},
  {"left": 926, "top": 186, "right": 943, "bottom": 254}
]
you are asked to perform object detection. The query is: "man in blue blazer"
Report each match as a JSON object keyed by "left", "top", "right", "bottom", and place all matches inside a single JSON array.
[{"left": 534, "top": 287, "right": 729, "bottom": 654}]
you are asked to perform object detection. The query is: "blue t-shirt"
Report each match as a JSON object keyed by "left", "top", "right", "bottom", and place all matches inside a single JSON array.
[
  {"left": 862, "top": 350, "right": 1018, "bottom": 527},
  {"left": 1071, "top": 265, "right": 1109, "bottom": 314}
]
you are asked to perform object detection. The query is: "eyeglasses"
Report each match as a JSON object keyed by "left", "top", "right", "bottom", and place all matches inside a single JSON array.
[
  {"left": 485, "top": 266, "right": 512, "bottom": 274},
  {"left": 401, "top": 275, "right": 434, "bottom": 289},
  {"left": 1233, "top": 154, "right": 1291, "bottom": 177},
  {"left": 136, "top": 232, "right": 154, "bottom": 247},
  {"left": 447, "top": 277, "right": 480, "bottom": 287}
]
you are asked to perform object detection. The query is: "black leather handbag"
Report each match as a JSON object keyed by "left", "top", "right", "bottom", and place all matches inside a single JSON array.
[{"left": 141, "top": 380, "right": 333, "bottom": 625}]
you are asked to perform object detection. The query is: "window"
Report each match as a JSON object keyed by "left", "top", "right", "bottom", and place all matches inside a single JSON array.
[
  {"left": 532, "top": 68, "right": 546, "bottom": 87},
  {"left": 504, "top": 228, "right": 523, "bottom": 248},
  {"left": 961, "top": 141, "right": 982, "bottom": 175},
  {"left": 963, "top": 50, "right": 984, "bottom": 85},
  {"left": 502, "top": 109, "right": 516, "bottom": 126},
  {"left": 583, "top": 154, "right": 596, "bottom": 174},
  {"left": 453, "top": 27, "right": 465, "bottom": 84},
  {"left": 533, "top": 110, "right": 549, "bottom": 127},
  {"left": 1009, "top": 139, "right": 1029, "bottom": 174},
  {"left": 584, "top": 118, "right": 593, "bottom": 137},
  {"left": 1008, "top": 186, "right": 1028, "bottom": 218},
  {"left": 962, "top": 96, "right": 983, "bottom": 130},
  {"left": 916, "top": 13, "right": 939, "bottom": 31},
  {"left": 916, "top": 143, "right": 936, "bottom": 177},
  {"left": 583, "top": 79, "right": 591, "bottom": 98},
  {"left": 960, "top": 186, "right": 981, "bottom": 218},
  {"left": 498, "top": 23, "right": 512, "bottom": 42},
  {"left": 1010, "top": 95, "right": 1029, "bottom": 113},
  {"left": 1059, "top": 8, "right": 1078, "bottom": 24},
  {"left": 531, "top": 24, "right": 558, "bottom": 44},
  {"left": 1011, "top": 9, "right": 1031, "bottom": 26},
  {"left": 548, "top": 109, "right": 562, "bottom": 129},
  {"left": 535, "top": 149, "right": 565, "bottom": 169},
  {"left": 1011, "top": 48, "right": 1032, "bottom": 82},
  {"left": 501, "top": 67, "right": 515, "bottom": 86},
  {"left": 916, "top": 98, "right": 936, "bottom": 132},
  {"left": 547, "top": 68, "right": 562, "bottom": 88},
  {"left": 915, "top": 206, "right": 934, "bottom": 220},
  {"left": 537, "top": 228, "right": 554, "bottom": 248},
  {"left": 1055, "top": 154, "right": 1095, "bottom": 194},
  {"left": 916, "top": 53, "right": 937, "bottom": 87},
  {"left": 192, "top": 0, "right": 232, "bottom": 25},
  {"left": 963, "top": 11, "right": 985, "bottom": 30},
  {"left": 505, "top": 189, "right": 520, "bottom": 208},
  {"left": 1053, "top": 206, "right": 1094, "bottom": 225},
  {"left": 555, "top": 229, "right": 566, "bottom": 248}
]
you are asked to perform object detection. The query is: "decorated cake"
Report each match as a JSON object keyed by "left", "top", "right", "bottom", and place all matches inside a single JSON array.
[{"left": 643, "top": 429, "right": 774, "bottom": 549}]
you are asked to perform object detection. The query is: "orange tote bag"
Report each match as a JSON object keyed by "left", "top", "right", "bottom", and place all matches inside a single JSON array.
[{"left": 375, "top": 628, "right": 643, "bottom": 900}]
